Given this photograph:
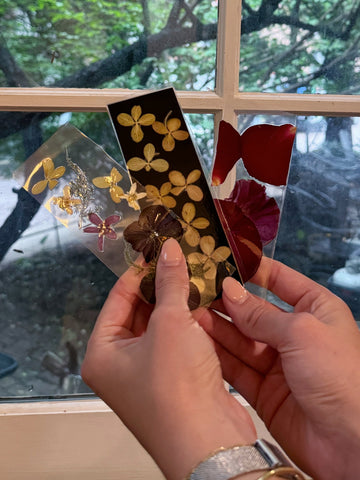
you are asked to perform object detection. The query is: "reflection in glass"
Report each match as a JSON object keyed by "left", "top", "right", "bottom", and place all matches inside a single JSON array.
[
  {"left": 239, "top": 0, "right": 360, "bottom": 94},
  {"left": 238, "top": 114, "right": 360, "bottom": 323},
  {"left": 0, "top": 110, "right": 213, "bottom": 400},
  {"left": 0, "top": 1, "right": 217, "bottom": 91}
]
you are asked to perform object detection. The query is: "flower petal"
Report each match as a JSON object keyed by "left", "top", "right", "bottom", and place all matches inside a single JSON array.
[
  {"left": 139, "top": 113, "right": 156, "bottom": 126},
  {"left": 162, "top": 134, "right": 175, "bottom": 152},
  {"left": 88, "top": 212, "right": 103, "bottom": 225},
  {"left": 187, "top": 185, "right": 203, "bottom": 202},
  {"left": 117, "top": 113, "right": 135, "bottom": 127},
  {"left": 166, "top": 118, "right": 181, "bottom": 132},
  {"left": 182, "top": 202, "right": 196, "bottom": 223},
  {"left": 200, "top": 235, "right": 215, "bottom": 256},
  {"left": 152, "top": 121, "right": 168, "bottom": 135},
  {"left": 83, "top": 226, "right": 100, "bottom": 233},
  {"left": 131, "top": 105, "right": 142, "bottom": 122},
  {"left": 169, "top": 170, "right": 185, "bottom": 186},
  {"left": 105, "top": 214, "right": 121, "bottom": 227},
  {"left": 127, "top": 157, "right": 147, "bottom": 171},
  {"left": 172, "top": 130, "right": 189, "bottom": 141},
  {"left": 31, "top": 179, "right": 48, "bottom": 195},
  {"left": 131, "top": 124, "right": 144, "bottom": 143},
  {"left": 105, "top": 230, "right": 117, "bottom": 240},
  {"left": 150, "top": 159, "right": 169, "bottom": 172}
]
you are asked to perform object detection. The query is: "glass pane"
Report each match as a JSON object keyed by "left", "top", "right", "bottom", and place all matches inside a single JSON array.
[
  {"left": 0, "top": 111, "right": 213, "bottom": 400},
  {"left": 237, "top": 114, "right": 360, "bottom": 324},
  {"left": 0, "top": 1, "right": 217, "bottom": 91},
  {"left": 240, "top": 0, "right": 360, "bottom": 94}
]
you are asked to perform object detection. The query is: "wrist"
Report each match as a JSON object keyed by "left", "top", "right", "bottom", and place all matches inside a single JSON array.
[{"left": 149, "top": 395, "right": 257, "bottom": 480}]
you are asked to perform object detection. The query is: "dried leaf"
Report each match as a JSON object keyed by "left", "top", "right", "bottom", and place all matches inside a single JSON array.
[
  {"left": 131, "top": 105, "right": 141, "bottom": 122},
  {"left": 200, "top": 235, "right": 215, "bottom": 256},
  {"left": 152, "top": 121, "right": 168, "bottom": 135},
  {"left": 191, "top": 217, "right": 210, "bottom": 229},
  {"left": 131, "top": 123, "right": 143, "bottom": 143},
  {"left": 184, "top": 226, "right": 200, "bottom": 247},
  {"left": 167, "top": 118, "right": 181, "bottom": 131},
  {"left": 127, "top": 157, "right": 147, "bottom": 171},
  {"left": 187, "top": 185, "right": 203, "bottom": 202},
  {"left": 31, "top": 179, "right": 48, "bottom": 194},
  {"left": 162, "top": 134, "right": 175, "bottom": 152},
  {"left": 139, "top": 113, "right": 156, "bottom": 126},
  {"left": 211, "top": 246, "right": 231, "bottom": 263},
  {"left": 169, "top": 170, "right": 185, "bottom": 186},
  {"left": 117, "top": 113, "right": 134, "bottom": 127},
  {"left": 151, "top": 159, "right": 169, "bottom": 172},
  {"left": 182, "top": 202, "right": 196, "bottom": 223},
  {"left": 173, "top": 130, "right": 189, "bottom": 141},
  {"left": 187, "top": 169, "right": 201, "bottom": 184}
]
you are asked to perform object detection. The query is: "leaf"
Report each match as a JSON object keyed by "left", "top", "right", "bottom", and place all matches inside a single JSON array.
[
  {"left": 48, "top": 179, "right": 59, "bottom": 190},
  {"left": 160, "top": 182, "right": 172, "bottom": 196},
  {"left": 92, "top": 176, "right": 111, "bottom": 188},
  {"left": 110, "top": 185, "right": 124, "bottom": 203},
  {"left": 162, "top": 196, "right": 176, "bottom": 208},
  {"left": 170, "top": 186, "right": 185, "bottom": 196},
  {"left": 184, "top": 226, "right": 200, "bottom": 247},
  {"left": 172, "top": 130, "right": 189, "bottom": 141},
  {"left": 212, "top": 246, "right": 231, "bottom": 262},
  {"left": 110, "top": 167, "right": 123, "bottom": 183},
  {"left": 167, "top": 118, "right": 181, "bottom": 131},
  {"left": 52, "top": 166, "right": 66, "bottom": 179},
  {"left": 42, "top": 157, "right": 55, "bottom": 177}
]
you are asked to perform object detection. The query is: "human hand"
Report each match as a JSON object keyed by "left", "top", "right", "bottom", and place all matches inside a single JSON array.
[
  {"left": 198, "top": 257, "right": 360, "bottom": 480},
  {"left": 82, "top": 238, "right": 257, "bottom": 480}
]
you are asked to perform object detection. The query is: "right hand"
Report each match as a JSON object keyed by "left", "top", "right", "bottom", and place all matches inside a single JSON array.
[{"left": 197, "top": 257, "right": 360, "bottom": 480}]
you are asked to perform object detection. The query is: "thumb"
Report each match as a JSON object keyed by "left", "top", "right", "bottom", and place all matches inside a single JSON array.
[
  {"left": 222, "top": 276, "right": 292, "bottom": 349},
  {"left": 155, "top": 238, "right": 189, "bottom": 309}
]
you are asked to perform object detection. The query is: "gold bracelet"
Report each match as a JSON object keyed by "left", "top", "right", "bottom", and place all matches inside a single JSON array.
[{"left": 257, "top": 466, "right": 306, "bottom": 479}]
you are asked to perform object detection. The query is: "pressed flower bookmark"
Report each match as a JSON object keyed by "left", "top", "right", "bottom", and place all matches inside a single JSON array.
[
  {"left": 14, "top": 123, "right": 149, "bottom": 277},
  {"left": 107, "top": 88, "right": 238, "bottom": 306},
  {"left": 211, "top": 119, "right": 296, "bottom": 285}
]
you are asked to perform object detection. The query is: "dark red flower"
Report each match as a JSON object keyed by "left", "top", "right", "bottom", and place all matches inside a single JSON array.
[
  {"left": 124, "top": 205, "right": 183, "bottom": 263},
  {"left": 215, "top": 199, "right": 262, "bottom": 283},
  {"left": 226, "top": 180, "right": 280, "bottom": 246},
  {"left": 83, "top": 213, "right": 120, "bottom": 252}
]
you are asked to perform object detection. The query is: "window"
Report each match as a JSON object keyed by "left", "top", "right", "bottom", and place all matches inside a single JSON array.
[{"left": 0, "top": 0, "right": 359, "bottom": 476}]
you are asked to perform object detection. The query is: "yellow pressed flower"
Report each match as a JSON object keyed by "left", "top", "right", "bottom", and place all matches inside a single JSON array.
[
  {"left": 31, "top": 157, "right": 65, "bottom": 195},
  {"left": 121, "top": 183, "right": 147, "bottom": 211},
  {"left": 127, "top": 143, "right": 169, "bottom": 173},
  {"left": 152, "top": 111, "right": 189, "bottom": 151},
  {"left": 145, "top": 183, "right": 176, "bottom": 208},
  {"left": 187, "top": 236, "right": 231, "bottom": 280},
  {"left": 181, "top": 202, "right": 210, "bottom": 247},
  {"left": 117, "top": 105, "right": 155, "bottom": 143},
  {"left": 92, "top": 167, "right": 124, "bottom": 203},
  {"left": 169, "top": 169, "right": 203, "bottom": 202},
  {"left": 52, "top": 185, "right": 82, "bottom": 215}
]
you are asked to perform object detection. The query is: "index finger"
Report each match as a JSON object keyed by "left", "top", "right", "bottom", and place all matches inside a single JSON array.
[{"left": 91, "top": 264, "right": 145, "bottom": 340}]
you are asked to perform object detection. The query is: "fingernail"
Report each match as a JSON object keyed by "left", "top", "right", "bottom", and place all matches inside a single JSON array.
[
  {"left": 223, "top": 277, "right": 248, "bottom": 304},
  {"left": 160, "top": 238, "right": 183, "bottom": 266}
]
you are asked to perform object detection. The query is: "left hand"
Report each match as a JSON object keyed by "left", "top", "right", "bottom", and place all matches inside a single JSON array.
[{"left": 82, "top": 238, "right": 256, "bottom": 480}]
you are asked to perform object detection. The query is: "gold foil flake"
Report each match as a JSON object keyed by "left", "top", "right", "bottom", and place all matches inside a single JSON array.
[
  {"left": 92, "top": 167, "right": 124, "bottom": 203},
  {"left": 52, "top": 185, "right": 82, "bottom": 215},
  {"left": 120, "top": 183, "right": 147, "bottom": 211},
  {"left": 31, "top": 157, "right": 65, "bottom": 195},
  {"left": 187, "top": 236, "right": 231, "bottom": 280},
  {"left": 181, "top": 202, "right": 210, "bottom": 247},
  {"left": 169, "top": 169, "right": 203, "bottom": 202},
  {"left": 127, "top": 143, "right": 169, "bottom": 173},
  {"left": 145, "top": 183, "right": 176, "bottom": 208},
  {"left": 117, "top": 105, "right": 155, "bottom": 143},
  {"left": 152, "top": 111, "right": 189, "bottom": 151},
  {"left": 66, "top": 150, "right": 95, "bottom": 226}
]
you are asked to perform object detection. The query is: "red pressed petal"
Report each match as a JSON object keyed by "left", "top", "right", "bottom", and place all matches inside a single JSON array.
[
  {"left": 211, "top": 121, "right": 242, "bottom": 186},
  {"left": 83, "top": 226, "right": 100, "bottom": 233},
  {"left": 241, "top": 123, "right": 296, "bottom": 186},
  {"left": 88, "top": 212, "right": 103, "bottom": 226},
  {"left": 215, "top": 199, "right": 262, "bottom": 283},
  {"left": 227, "top": 180, "right": 280, "bottom": 245},
  {"left": 105, "top": 230, "right": 117, "bottom": 240},
  {"left": 105, "top": 214, "right": 121, "bottom": 227}
]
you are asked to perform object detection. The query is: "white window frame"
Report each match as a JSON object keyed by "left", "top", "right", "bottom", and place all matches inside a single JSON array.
[{"left": 0, "top": 1, "right": 359, "bottom": 477}]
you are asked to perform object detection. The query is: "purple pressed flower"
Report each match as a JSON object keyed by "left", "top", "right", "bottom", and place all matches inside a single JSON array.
[
  {"left": 83, "top": 212, "right": 120, "bottom": 252},
  {"left": 124, "top": 205, "right": 183, "bottom": 263}
]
